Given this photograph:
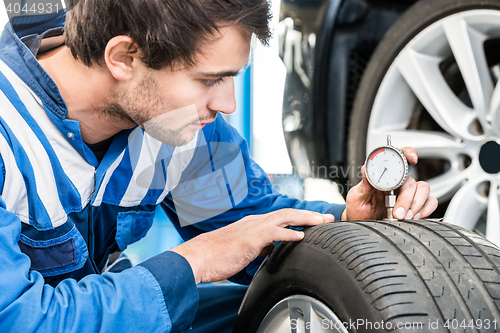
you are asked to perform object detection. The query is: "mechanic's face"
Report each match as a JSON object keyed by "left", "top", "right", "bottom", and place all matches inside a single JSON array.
[{"left": 113, "top": 26, "right": 251, "bottom": 146}]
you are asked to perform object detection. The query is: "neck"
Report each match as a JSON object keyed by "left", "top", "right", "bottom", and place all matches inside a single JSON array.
[{"left": 38, "top": 47, "right": 131, "bottom": 144}]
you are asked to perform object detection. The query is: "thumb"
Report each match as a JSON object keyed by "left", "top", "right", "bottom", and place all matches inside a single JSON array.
[{"left": 355, "top": 165, "right": 377, "bottom": 199}]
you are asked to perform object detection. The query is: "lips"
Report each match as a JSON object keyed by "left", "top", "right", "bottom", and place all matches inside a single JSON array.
[{"left": 191, "top": 117, "right": 216, "bottom": 127}]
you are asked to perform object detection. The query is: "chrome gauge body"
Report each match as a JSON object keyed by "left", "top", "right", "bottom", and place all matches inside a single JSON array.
[{"left": 365, "top": 139, "right": 408, "bottom": 192}]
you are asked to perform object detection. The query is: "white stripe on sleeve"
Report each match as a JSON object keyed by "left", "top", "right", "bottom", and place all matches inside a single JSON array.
[
  {"left": 0, "top": 88, "right": 67, "bottom": 227},
  {"left": 0, "top": 133, "right": 29, "bottom": 223},
  {"left": 0, "top": 61, "right": 96, "bottom": 211}
]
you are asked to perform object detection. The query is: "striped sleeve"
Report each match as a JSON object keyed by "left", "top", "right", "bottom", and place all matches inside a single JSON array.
[
  {"left": 0, "top": 60, "right": 96, "bottom": 230},
  {"left": 0, "top": 195, "right": 181, "bottom": 332}
]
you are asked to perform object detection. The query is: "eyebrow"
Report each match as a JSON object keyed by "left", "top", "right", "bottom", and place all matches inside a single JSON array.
[{"left": 197, "top": 70, "right": 240, "bottom": 78}]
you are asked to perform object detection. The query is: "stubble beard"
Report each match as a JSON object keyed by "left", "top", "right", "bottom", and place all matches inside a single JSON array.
[{"left": 103, "top": 74, "right": 218, "bottom": 146}]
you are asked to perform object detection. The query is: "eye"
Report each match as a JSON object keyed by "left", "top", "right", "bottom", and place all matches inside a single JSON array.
[{"left": 203, "top": 77, "right": 224, "bottom": 87}]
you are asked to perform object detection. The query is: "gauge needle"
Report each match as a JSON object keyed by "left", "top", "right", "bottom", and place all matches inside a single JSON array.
[{"left": 377, "top": 167, "right": 387, "bottom": 183}]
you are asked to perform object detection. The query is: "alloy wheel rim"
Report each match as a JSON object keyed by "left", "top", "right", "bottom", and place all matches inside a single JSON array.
[
  {"left": 367, "top": 9, "right": 500, "bottom": 245},
  {"left": 256, "top": 295, "right": 348, "bottom": 333}
]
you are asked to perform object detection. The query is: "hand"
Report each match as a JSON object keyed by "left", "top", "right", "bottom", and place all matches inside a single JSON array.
[
  {"left": 343, "top": 147, "right": 438, "bottom": 221},
  {"left": 171, "top": 209, "right": 335, "bottom": 284}
]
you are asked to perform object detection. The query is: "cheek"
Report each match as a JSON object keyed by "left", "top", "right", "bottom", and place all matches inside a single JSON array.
[
  {"left": 153, "top": 78, "right": 212, "bottom": 118},
  {"left": 172, "top": 90, "right": 211, "bottom": 115},
  {"left": 184, "top": 86, "right": 209, "bottom": 104}
]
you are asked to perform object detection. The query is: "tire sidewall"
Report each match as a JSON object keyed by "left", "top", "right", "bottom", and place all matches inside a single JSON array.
[{"left": 235, "top": 242, "right": 384, "bottom": 333}]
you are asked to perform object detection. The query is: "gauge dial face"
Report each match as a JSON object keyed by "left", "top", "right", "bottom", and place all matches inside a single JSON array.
[{"left": 366, "top": 147, "right": 408, "bottom": 191}]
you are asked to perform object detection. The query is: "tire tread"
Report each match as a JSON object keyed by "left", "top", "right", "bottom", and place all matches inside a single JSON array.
[{"left": 307, "top": 220, "right": 500, "bottom": 332}]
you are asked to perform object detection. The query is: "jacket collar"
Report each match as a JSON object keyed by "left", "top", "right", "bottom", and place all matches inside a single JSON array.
[{"left": 0, "top": 12, "right": 67, "bottom": 119}]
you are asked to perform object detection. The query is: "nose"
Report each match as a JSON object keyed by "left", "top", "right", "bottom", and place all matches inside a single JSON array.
[{"left": 207, "top": 77, "right": 237, "bottom": 115}]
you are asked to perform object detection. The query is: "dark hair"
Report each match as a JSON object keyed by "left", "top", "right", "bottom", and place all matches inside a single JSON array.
[{"left": 64, "top": 0, "right": 272, "bottom": 69}]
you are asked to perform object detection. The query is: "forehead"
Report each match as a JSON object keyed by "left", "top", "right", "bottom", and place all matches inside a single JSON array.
[{"left": 191, "top": 25, "right": 252, "bottom": 74}]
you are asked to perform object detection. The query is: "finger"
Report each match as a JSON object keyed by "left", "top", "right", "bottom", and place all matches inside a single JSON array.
[
  {"left": 413, "top": 196, "right": 438, "bottom": 219},
  {"left": 405, "top": 181, "right": 431, "bottom": 219},
  {"left": 272, "top": 226, "right": 306, "bottom": 242},
  {"left": 393, "top": 177, "right": 417, "bottom": 219},
  {"left": 401, "top": 147, "right": 418, "bottom": 165},
  {"left": 269, "top": 209, "right": 335, "bottom": 228},
  {"left": 352, "top": 166, "right": 377, "bottom": 200}
]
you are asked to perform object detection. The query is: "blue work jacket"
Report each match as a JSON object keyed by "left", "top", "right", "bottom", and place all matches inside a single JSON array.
[{"left": 0, "top": 11, "right": 345, "bottom": 333}]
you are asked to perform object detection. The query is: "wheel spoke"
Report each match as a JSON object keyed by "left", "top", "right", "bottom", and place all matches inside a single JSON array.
[
  {"left": 305, "top": 305, "right": 326, "bottom": 332},
  {"left": 369, "top": 66, "right": 416, "bottom": 130},
  {"left": 426, "top": 169, "right": 468, "bottom": 202},
  {"left": 288, "top": 300, "right": 303, "bottom": 333},
  {"left": 258, "top": 296, "right": 345, "bottom": 333},
  {"left": 486, "top": 180, "right": 500, "bottom": 245},
  {"left": 288, "top": 299, "right": 325, "bottom": 333},
  {"left": 443, "top": 16, "right": 492, "bottom": 126},
  {"left": 287, "top": 298, "right": 342, "bottom": 333},
  {"left": 489, "top": 83, "right": 500, "bottom": 136},
  {"left": 443, "top": 178, "right": 488, "bottom": 230},
  {"left": 396, "top": 48, "right": 475, "bottom": 140},
  {"left": 368, "top": 130, "right": 464, "bottom": 161}
]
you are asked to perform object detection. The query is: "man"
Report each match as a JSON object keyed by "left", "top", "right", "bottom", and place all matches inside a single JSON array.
[{"left": 0, "top": 0, "right": 437, "bottom": 332}]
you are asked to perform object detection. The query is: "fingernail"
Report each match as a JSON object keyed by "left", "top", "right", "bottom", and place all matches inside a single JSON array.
[
  {"left": 296, "top": 231, "right": 305, "bottom": 239},
  {"left": 395, "top": 207, "right": 405, "bottom": 219},
  {"left": 322, "top": 214, "right": 335, "bottom": 220},
  {"left": 404, "top": 209, "right": 413, "bottom": 220},
  {"left": 414, "top": 213, "right": 421, "bottom": 220}
]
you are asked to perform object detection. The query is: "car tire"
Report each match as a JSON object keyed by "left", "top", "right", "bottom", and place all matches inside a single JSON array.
[
  {"left": 233, "top": 221, "right": 500, "bottom": 332},
  {"left": 347, "top": 0, "right": 500, "bottom": 244}
]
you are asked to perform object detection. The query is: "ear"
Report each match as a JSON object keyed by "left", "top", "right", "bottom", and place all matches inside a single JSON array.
[{"left": 104, "top": 36, "right": 143, "bottom": 82}]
